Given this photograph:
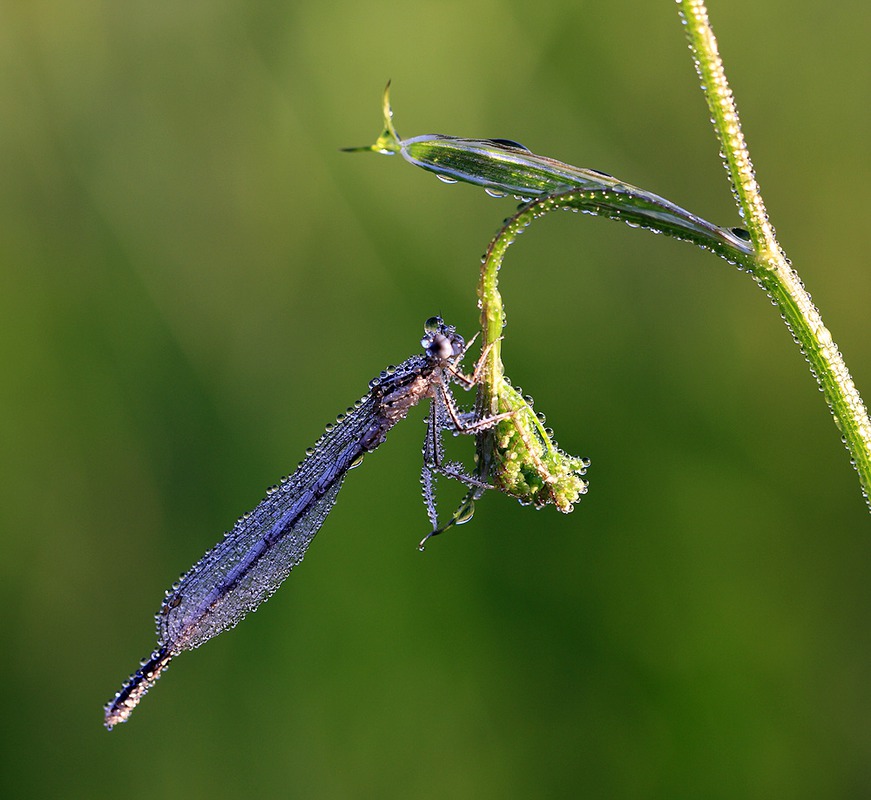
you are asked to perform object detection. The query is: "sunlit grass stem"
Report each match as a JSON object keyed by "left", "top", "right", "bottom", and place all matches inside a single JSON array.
[{"left": 679, "top": 0, "right": 871, "bottom": 510}]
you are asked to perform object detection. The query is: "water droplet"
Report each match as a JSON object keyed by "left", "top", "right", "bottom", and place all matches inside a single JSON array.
[
  {"left": 817, "top": 325, "right": 833, "bottom": 347},
  {"left": 487, "top": 138, "right": 530, "bottom": 151},
  {"left": 436, "top": 174, "right": 458, "bottom": 184},
  {"left": 485, "top": 187, "right": 507, "bottom": 198},
  {"left": 455, "top": 499, "right": 475, "bottom": 525}
]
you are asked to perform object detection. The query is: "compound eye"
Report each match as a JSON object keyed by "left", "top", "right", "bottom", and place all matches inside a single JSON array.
[{"left": 434, "top": 334, "right": 454, "bottom": 360}]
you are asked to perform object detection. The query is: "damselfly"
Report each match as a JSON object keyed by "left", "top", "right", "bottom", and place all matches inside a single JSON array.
[{"left": 104, "top": 317, "right": 501, "bottom": 729}]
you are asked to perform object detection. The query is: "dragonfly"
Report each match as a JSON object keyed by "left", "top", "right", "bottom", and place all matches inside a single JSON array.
[{"left": 104, "top": 317, "right": 505, "bottom": 729}]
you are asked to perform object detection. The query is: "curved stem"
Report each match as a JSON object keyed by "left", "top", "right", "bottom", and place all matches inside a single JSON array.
[
  {"left": 679, "top": 0, "right": 871, "bottom": 510},
  {"left": 351, "top": 20, "right": 871, "bottom": 512}
]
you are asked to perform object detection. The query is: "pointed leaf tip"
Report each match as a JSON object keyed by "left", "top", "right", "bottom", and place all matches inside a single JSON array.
[{"left": 341, "top": 82, "right": 403, "bottom": 156}]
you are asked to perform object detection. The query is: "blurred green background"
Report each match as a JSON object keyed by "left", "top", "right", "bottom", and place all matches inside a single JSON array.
[{"left": 3, "top": 1, "right": 871, "bottom": 797}]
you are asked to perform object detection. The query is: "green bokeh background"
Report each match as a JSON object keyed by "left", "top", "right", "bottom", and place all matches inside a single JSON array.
[{"left": 3, "top": 1, "right": 871, "bottom": 797}]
